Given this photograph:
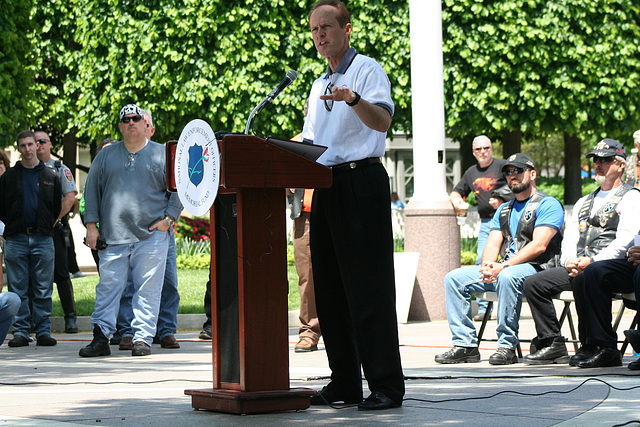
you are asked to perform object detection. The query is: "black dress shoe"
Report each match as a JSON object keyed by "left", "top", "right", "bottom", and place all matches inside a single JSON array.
[
  {"left": 569, "top": 345, "right": 597, "bottom": 366},
  {"left": 524, "top": 337, "right": 569, "bottom": 365},
  {"left": 310, "top": 386, "right": 362, "bottom": 405},
  {"left": 577, "top": 347, "right": 622, "bottom": 368},
  {"left": 36, "top": 334, "right": 57, "bottom": 346},
  {"left": 8, "top": 335, "right": 30, "bottom": 348},
  {"left": 79, "top": 325, "right": 111, "bottom": 357},
  {"left": 624, "top": 330, "right": 640, "bottom": 354},
  {"left": 628, "top": 358, "right": 640, "bottom": 370},
  {"left": 358, "top": 391, "right": 401, "bottom": 411},
  {"left": 65, "top": 318, "right": 78, "bottom": 334}
]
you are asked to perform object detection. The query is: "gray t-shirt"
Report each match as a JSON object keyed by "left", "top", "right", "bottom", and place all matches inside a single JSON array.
[{"left": 83, "top": 140, "right": 182, "bottom": 244}]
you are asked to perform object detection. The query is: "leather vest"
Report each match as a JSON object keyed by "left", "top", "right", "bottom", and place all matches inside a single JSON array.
[
  {"left": 576, "top": 184, "right": 638, "bottom": 258},
  {"left": 498, "top": 190, "right": 562, "bottom": 268}
]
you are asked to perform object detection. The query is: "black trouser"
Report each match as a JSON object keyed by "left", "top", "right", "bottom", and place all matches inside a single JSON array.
[
  {"left": 523, "top": 267, "right": 573, "bottom": 342},
  {"left": 53, "top": 221, "right": 76, "bottom": 321},
  {"left": 310, "top": 162, "right": 404, "bottom": 404},
  {"left": 573, "top": 259, "right": 640, "bottom": 348}
]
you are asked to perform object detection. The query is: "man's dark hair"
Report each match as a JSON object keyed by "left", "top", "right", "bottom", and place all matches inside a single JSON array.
[
  {"left": 98, "top": 138, "right": 118, "bottom": 153},
  {"left": 16, "top": 130, "right": 36, "bottom": 144},
  {"left": 309, "top": 0, "right": 351, "bottom": 28}
]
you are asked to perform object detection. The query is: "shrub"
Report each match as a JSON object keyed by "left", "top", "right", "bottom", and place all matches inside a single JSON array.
[
  {"left": 175, "top": 216, "right": 210, "bottom": 241},
  {"left": 177, "top": 253, "right": 210, "bottom": 269}
]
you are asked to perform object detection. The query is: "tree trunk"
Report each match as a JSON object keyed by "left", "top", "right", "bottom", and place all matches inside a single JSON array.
[
  {"left": 459, "top": 134, "right": 475, "bottom": 173},
  {"left": 502, "top": 129, "right": 522, "bottom": 159},
  {"left": 63, "top": 131, "right": 77, "bottom": 175},
  {"left": 564, "top": 133, "right": 582, "bottom": 205}
]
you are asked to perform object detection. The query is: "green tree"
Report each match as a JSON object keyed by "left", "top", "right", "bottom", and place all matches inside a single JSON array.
[{"left": 0, "top": 0, "right": 37, "bottom": 145}]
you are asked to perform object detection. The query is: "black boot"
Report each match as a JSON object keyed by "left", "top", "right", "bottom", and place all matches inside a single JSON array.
[
  {"left": 524, "top": 336, "right": 569, "bottom": 365},
  {"left": 79, "top": 325, "right": 111, "bottom": 357},
  {"left": 58, "top": 278, "right": 78, "bottom": 333}
]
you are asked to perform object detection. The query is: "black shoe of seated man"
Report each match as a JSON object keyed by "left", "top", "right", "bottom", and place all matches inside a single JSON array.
[
  {"left": 435, "top": 346, "right": 481, "bottom": 364},
  {"left": 576, "top": 347, "right": 622, "bottom": 368},
  {"left": 8, "top": 335, "right": 30, "bottom": 348},
  {"left": 65, "top": 318, "right": 78, "bottom": 334},
  {"left": 524, "top": 337, "right": 569, "bottom": 365},
  {"left": 310, "top": 386, "right": 362, "bottom": 406},
  {"left": 624, "top": 329, "right": 640, "bottom": 354},
  {"left": 628, "top": 358, "right": 640, "bottom": 371},
  {"left": 358, "top": 391, "right": 401, "bottom": 411},
  {"left": 36, "top": 334, "right": 57, "bottom": 346},
  {"left": 79, "top": 325, "right": 111, "bottom": 357},
  {"left": 569, "top": 344, "right": 597, "bottom": 366},
  {"left": 132, "top": 341, "right": 151, "bottom": 356},
  {"left": 489, "top": 347, "right": 518, "bottom": 365}
]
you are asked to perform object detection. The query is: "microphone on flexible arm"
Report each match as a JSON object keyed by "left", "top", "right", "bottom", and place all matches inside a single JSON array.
[{"left": 245, "top": 70, "right": 298, "bottom": 135}]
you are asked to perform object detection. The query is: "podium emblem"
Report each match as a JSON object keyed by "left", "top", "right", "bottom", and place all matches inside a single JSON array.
[{"left": 175, "top": 119, "right": 220, "bottom": 216}]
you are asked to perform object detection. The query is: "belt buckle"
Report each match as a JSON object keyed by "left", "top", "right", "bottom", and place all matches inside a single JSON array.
[
  {"left": 349, "top": 162, "right": 357, "bottom": 169},
  {"left": 26, "top": 227, "right": 35, "bottom": 234}
]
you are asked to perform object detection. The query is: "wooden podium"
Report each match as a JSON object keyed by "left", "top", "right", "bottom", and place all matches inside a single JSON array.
[{"left": 178, "top": 134, "right": 332, "bottom": 414}]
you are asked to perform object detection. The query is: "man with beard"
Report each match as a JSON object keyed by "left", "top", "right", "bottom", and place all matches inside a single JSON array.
[
  {"left": 523, "top": 139, "right": 640, "bottom": 365},
  {"left": 436, "top": 153, "right": 564, "bottom": 365}
]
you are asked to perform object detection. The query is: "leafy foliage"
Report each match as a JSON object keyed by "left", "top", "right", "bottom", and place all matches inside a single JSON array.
[
  {"left": 6, "top": 0, "right": 411, "bottom": 150},
  {"left": 0, "top": 0, "right": 36, "bottom": 143}
]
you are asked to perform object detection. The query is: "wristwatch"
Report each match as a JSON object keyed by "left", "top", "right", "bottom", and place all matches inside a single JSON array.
[
  {"left": 346, "top": 91, "right": 361, "bottom": 107},
  {"left": 164, "top": 216, "right": 175, "bottom": 228}
]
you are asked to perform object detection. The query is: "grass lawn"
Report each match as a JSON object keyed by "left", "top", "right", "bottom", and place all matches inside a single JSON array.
[{"left": 52, "top": 265, "right": 301, "bottom": 317}]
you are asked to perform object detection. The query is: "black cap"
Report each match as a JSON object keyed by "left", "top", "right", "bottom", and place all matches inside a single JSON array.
[
  {"left": 502, "top": 153, "right": 536, "bottom": 172},
  {"left": 586, "top": 138, "right": 627, "bottom": 159}
]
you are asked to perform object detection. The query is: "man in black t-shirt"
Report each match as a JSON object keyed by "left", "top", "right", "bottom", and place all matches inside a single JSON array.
[{"left": 450, "top": 135, "right": 511, "bottom": 320}]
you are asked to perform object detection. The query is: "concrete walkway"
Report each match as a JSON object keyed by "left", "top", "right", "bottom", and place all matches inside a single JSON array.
[{"left": 1, "top": 310, "right": 640, "bottom": 426}]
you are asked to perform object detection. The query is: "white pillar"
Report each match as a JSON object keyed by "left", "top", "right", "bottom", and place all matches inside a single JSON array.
[
  {"left": 404, "top": 0, "right": 459, "bottom": 321},
  {"left": 408, "top": 0, "right": 448, "bottom": 205}
]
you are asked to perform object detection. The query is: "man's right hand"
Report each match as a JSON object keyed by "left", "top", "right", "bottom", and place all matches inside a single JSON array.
[
  {"left": 85, "top": 223, "right": 100, "bottom": 250},
  {"left": 628, "top": 246, "right": 640, "bottom": 267}
]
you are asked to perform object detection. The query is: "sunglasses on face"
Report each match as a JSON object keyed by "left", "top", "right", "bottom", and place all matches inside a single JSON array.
[
  {"left": 505, "top": 167, "right": 526, "bottom": 177},
  {"left": 36, "top": 139, "right": 49, "bottom": 144},
  {"left": 592, "top": 156, "right": 614, "bottom": 164},
  {"left": 121, "top": 115, "right": 143, "bottom": 124}
]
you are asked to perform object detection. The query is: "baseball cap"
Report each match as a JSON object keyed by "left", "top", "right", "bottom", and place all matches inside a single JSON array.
[
  {"left": 119, "top": 104, "right": 142, "bottom": 121},
  {"left": 502, "top": 153, "right": 536, "bottom": 172},
  {"left": 585, "top": 138, "right": 627, "bottom": 159}
]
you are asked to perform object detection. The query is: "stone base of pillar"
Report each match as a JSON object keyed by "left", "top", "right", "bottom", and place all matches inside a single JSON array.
[{"left": 404, "top": 199, "right": 460, "bottom": 321}]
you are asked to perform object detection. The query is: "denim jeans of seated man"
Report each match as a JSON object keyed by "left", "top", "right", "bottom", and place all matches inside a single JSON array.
[
  {"left": 475, "top": 218, "right": 493, "bottom": 315},
  {"left": 5, "top": 233, "right": 55, "bottom": 338},
  {"left": 444, "top": 263, "right": 537, "bottom": 349},
  {"left": 117, "top": 232, "right": 179, "bottom": 339},
  {"left": 91, "top": 230, "right": 169, "bottom": 345},
  {"left": 0, "top": 292, "right": 21, "bottom": 344}
]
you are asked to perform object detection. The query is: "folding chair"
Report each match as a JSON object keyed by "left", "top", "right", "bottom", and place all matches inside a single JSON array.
[{"left": 475, "top": 292, "right": 524, "bottom": 358}]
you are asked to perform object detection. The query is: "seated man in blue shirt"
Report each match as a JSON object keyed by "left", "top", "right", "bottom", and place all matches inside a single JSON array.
[{"left": 436, "top": 153, "right": 564, "bottom": 365}]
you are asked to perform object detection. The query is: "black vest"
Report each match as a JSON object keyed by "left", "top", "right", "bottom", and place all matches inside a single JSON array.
[
  {"left": 576, "top": 184, "right": 638, "bottom": 258},
  {"left": 498, "top": 190, "right": 563, "bottom": 268}
]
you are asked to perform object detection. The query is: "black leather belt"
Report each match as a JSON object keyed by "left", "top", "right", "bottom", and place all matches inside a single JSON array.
[{"left": 331, "top": 157, "right": 381, "bottom": 172}]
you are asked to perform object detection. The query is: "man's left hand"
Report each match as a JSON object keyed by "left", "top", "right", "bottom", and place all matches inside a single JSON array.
[
  {"left": 628, "top": 246, "right": 640, "bottom": 266},
  {"left": 149, "top": 218, "right": 171, "bottom": 232}
]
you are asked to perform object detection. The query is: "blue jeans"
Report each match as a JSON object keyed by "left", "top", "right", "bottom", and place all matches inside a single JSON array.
[
  {"left": 91, "top": 230, "right": 169, "bottom": 345},
  {"left": 444, "top": 263, "right": 537, "bottom": 349},
  {"left": 117, "top": 232, "right": 179, "bottom": 339},
  {"left": 475, "top": 218, "right": 492, "bottom": 314},
  {"left": 0, "top": 292, "right": 21, "bottom": 345},
  {"left": 5, "top": 233, "right": 55, "bottom": 338}
]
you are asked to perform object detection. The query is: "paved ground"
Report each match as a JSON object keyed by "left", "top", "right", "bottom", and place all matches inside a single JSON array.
[{"left": 1, "top": 308, "right": 640, "bottom": 426}]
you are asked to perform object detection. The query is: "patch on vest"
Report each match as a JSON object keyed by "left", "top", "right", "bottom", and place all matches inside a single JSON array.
[
  {"left": 602, "top": 203, "right": 615, "bottom": 214},
  {"left": 523, "top": 209, "right": 534, "bottom": 223},
  {"left": 599, "top": 213, "right": 612, "bottom": 228}
]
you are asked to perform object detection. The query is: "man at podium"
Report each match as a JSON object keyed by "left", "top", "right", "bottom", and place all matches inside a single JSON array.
[{"left": 301, "top": 0, "right": 405, "bottom": 411}]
